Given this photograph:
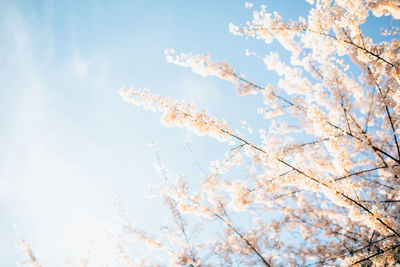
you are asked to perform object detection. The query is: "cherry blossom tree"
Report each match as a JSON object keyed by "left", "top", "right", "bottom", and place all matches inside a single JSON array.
[{"left": 120, "top": 0, "right": 400, "bottom": 266}]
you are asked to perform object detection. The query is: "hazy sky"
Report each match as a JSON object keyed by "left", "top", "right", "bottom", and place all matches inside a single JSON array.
[{"left": 1, "top": 0, "right": 379, "bottom": 265}]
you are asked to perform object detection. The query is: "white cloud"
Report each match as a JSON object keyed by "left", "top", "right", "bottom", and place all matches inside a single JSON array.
[
  {"left": 0, "top": 4, "right": 121, "bottom": 265},
  {"left": 72, "top": 57, "right": 89, "bottom": 78}
]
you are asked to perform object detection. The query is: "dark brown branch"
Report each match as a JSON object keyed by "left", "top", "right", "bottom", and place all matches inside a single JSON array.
[
  {"left": 247, "top": 170, "right": 294, "bottom": 192},
  {"left": 375, "top": 80, "right": 400, "bottom": 161},
  {"left": 360, "top": 200, "right": 400, "bottom": 203},
  {"left": 231, "top": 73, "right": 296, "bottom": 107},
  {"left": 277, "top": 159, "right": 400, "bottom": 239},
  {"left": 305, "top": 234, "right": 396, "bottom": 266},
  {"left": 220, "top": 128, "right": 400, "bottom": 239},
  {"left": 340, "top": 94, "right": 353, "bottom": 136},
  {"left": 334, "top": 165, "right": 388, "bottom": 181},
  {"left": 251, "top": 25, "right": 397, "bottom": 67},
  {"left": 211, "top": 211, "right": 271, "bottom": 266},
  {"left": 305, "top": 27, "right": 396, "bottom": 67},
  {"left": 282, "top": 138, "right": 328, "bottom": 153},
  {"left": 228, "top": 68, "right": 398, "bottom": 166},
  {"left": 351, "top": 242, "right": 400, "bottom": 266},
  {"left": 325, "top": 120, "right": 399, "bottom": 165},
  {"left": 232, "top": 71, "right": 399, "bottom": 166}
]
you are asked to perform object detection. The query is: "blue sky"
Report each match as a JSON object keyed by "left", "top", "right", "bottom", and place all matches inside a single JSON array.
[{"left": 0, "top": 0, "right": 321, "bottom": 265}]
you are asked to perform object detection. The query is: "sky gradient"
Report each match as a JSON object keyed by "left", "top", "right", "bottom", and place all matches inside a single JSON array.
[{"left": 0, "top": 0, "right": 331, "bottom": 265}]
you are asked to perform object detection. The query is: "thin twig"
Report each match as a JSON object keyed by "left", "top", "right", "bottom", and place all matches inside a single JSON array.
[{"left": 211, "top": 211, "right": 272, "bottom": 267}]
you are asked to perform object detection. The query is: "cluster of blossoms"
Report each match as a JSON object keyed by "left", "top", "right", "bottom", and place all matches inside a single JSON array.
[
  {"left": 120, "top": 87, "right": 232, "bottom": 142},
  {"left": 119, "top": 0, "right": 400, "bottom": 266},
  {"left": 165, "top": 49, "right": 259, "bottom": 96}
]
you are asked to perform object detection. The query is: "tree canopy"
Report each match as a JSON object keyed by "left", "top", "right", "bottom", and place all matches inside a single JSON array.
[{"left": 119, "top": 1, "right": 400, "bottom": 266}]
